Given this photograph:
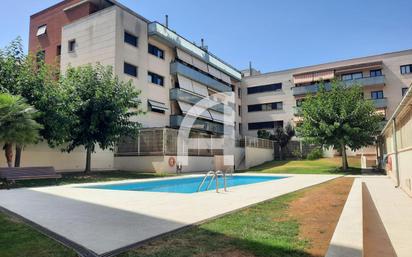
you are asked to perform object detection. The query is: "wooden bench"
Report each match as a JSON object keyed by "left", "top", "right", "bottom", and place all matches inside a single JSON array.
[{"left": 0, "top": 167, "right": 61, "bottom": 189}]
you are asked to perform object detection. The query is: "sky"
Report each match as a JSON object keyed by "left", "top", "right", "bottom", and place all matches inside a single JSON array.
[{"left": 1, "top": 0, "right": 411, "bottom": 73}]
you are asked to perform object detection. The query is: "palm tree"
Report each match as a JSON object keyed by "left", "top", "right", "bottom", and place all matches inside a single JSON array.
[{"left": 0, "top": 93, "right": 42, "bottom": 167}]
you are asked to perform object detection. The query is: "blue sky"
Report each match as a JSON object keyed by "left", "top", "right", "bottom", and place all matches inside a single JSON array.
[{"left": 1, "top": 0, "right": 411, "bottom": 72}]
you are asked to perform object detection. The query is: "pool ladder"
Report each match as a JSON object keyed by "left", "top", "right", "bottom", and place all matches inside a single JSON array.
[{"left": 197, "top": 170, "right": 227, "bottom": 193}]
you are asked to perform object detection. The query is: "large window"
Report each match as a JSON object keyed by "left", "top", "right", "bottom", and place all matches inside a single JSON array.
[
  {"left": 371, "top": 90, "right": 384, "bottom": 99},
  {"left": 148, "top": 71, "right": 164, "bottom": 86},
  {"left": 370, "top": 69, "right": 382, "bottom": 77},
  {"left": 148, "top": 44, "right": 164, "bottom": 59},
  {"left": 124, "top": 62, "right": 137, "bottom": 77},
  {"left": 124, "top": 31, "right": 138, "bottom": 47},
  {"left": 341, "top": 72, "right": 363, "bottom": 81},
  {"left": 248, "top": 121, "right": 283, "bottom": 130},
  {"left": 400, "top": 64, "right": 412, "bottom": 74},
  {"left": 248, "top": 102, "right": 283, "bottom": 112},
  {"left": 247, "top": 83, "right": 282, "bottom": 95}
]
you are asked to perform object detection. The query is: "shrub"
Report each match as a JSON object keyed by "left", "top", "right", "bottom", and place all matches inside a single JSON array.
[{"left": 307, "top": 148, "right": 323, "bottom": 160}]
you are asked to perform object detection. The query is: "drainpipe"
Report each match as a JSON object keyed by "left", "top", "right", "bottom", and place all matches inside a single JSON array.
[{"left": 392, "top": 119, "right": 400, "bottom": 187}]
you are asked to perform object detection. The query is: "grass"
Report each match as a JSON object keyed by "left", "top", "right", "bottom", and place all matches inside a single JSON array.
[
  {"left": 243, "top": 157, "right": 362, "bottom": 174},
  {"left": 0, "top": 210, "right": 77, "bottom": 257},
  {"left": 0, "top": 170, "right": 172, "bottom": 189}
]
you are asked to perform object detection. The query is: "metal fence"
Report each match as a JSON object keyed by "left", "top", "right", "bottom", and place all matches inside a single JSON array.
[{"left": 116, "top": 128, "right": 275, "bottom": 156}]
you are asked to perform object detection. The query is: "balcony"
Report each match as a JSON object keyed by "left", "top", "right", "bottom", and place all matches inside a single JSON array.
[
  {"left": 171, "top": 62, "right": 232, "bottom": 92},
  {"left": 292, "top": 75, "right": 385, "bottom": 96},
  {"left": 170, "top": 88, "right": 225, "bottom": 113},
  {"left": 148, "top": 22, "right": 241, "bottom": 80},
  {"left": 370, "top": 98, "right": 388, "bottom": 109},
  {"left": 170, "top": 115, "right": 224, "bottom": 134}
]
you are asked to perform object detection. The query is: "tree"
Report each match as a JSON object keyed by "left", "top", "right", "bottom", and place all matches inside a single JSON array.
[
  {"left": 0, "top": 93, "right": 42, "bottom": 167},
  {"left": 60, "top": 64, "right": 142, "bottom": 172},
  {"left": 257, "top": 129, "right": 271, "bottom": 140},
  {"left": 272, "top": 123, "right": 295, "bottom": 160},
  {"left": 0, "top": 37, "right": 68, "bottom": 167},
  {"left": 257, "top": 123, "right": 295, "bottom": 160},
  {"left": 297, "top": 81, "right": 383, "bottom": 171}
]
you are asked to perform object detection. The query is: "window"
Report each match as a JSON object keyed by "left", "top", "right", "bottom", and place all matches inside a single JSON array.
[
  {"left": 247, "top": 83, "right": 282, "bottom": 94},
  {"left": 124, "top": 62, "right": 137, "bottom": 77},
  {"left": 341, "top": 72, "right": 363, "bottom": 81},
  {"left": 56, "top": 45, "right": 61, "bottom": 56},
  {"left": 148, "top": 44, "right": 164, "bottom": 59},
  {"left": 124, "top": 31, "right": 138, "bottom": 47},
  {"left": 36, "top": 24, "right": 47, "bottom": 37},
  {"left": 68, "top": 39, "right": 76, "bottom": 52},
  {"left": 248, "top": 102, "right": 283, "bottom": 112},
  {"left": 371, "top": 90, "right": 384, "bottom": 99},
  {"left": 370, "top": 69, "right": 382, "bottom": 77},
  {"left": 248, "top": 121, "right": 283, "bottom": 130},
  {"left": 238, "top": 105, "right": 242, "bottom": 116},
  {"left": 400, "top": 64, "right": 412, "bottom": 74},
  {"left": 148, "top": 71, "right": 164, "bottom": 86},
  {"left": 148, "top": 100, "right": 167, "bottom": 114},
  {"left": 239, "top": 123, "right": 242, "bottom": 133},
  {"left": 238, "top": 88, "right": 242, "bottom": 98},
  {"left": 36, "top": 50, "right": 45, "bottom": 63},
  {"left": 402, "top": 87, "right": 408, "bottom": 96}
]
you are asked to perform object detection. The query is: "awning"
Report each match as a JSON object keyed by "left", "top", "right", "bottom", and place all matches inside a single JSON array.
[
  {"left": 176, "top": 48, "right": 193, "bottom": 65},
  {"left": 177, "top": 75, "right": 209, "bottom": 97},
  {"left": 178, "top": 101, "right": 213, "bottom": 121},
  {"left": 208, "top": 65, "right": 222, "bottom": 80},
  {"left": 192, "top": 81, "right": 209, "bottom": 97},
  {"left": 293, "top": 70, "right": 334, "bottom": 84},
  {"left": 148, "top": 100, "right": 168, "bottom": 111},
  {"left": 36, "top": 25, "right": 47, "bottom": 37},
  {"left": 209, "top": 109, "right": 234, "bottom": 125}
]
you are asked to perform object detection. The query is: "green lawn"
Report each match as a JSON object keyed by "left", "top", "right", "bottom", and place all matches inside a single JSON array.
[
  {"left": 0, "top": 170, "right": 172, "bottom": 189},
  {"left": 243, "top": 157, "right": 361, "bottom": 174}
]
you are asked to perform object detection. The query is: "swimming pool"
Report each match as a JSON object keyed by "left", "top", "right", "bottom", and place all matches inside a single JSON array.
[{"left": 81, "top": 175, "right": 287, "bottom": 194}]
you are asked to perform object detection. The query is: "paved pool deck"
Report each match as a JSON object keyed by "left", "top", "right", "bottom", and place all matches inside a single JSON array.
[
  {"left": 0, "top": 173, "right": 340, "bottom": 256},
  {"left": 326, "top": 175, "right": 412, "bottom": 257}
]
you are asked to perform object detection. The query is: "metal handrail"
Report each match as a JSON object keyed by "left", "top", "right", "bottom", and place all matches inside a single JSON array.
[{"left": 197, "top": 170, "right": 227, "bottom": 193}]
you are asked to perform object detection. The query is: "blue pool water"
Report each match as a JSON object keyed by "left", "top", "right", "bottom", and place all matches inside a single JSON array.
[{"left": 81, "top": 175, "right": 287, "bottom": 194}]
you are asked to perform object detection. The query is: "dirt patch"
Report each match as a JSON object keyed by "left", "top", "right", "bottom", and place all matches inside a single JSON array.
[{"left": 288, "top": 177, "right": 354, "bottom": 257}]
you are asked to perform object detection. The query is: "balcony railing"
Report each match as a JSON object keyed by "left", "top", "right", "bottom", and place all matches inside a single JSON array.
[
  {"left": 370, "top": 98, "right": 388, "bottom": 109},
  {"left": 292, "top": 75, "right": 385, "bottom": 96},
  {"left": 170, "top": 115, "right": 225, "bottom": 134},
  {"left": 171, "top": 62, "right": 232, "bottom": 93},
  {"left": 148, "top": 22, "right": 242, "bottom": 80},
  {"left": 170, "top": 88, "right": 225, "bottom": 113}
]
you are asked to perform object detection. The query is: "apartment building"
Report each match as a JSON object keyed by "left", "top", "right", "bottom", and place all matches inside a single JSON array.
[
  {"left": 241, "top": 51, "right": 412, "bottom": 157},
  {"left": 25, "top": 0, "right": 268, "bottom": 172},
  {"left": 24, "top": 0, "right": 412, "bottom": 171}
]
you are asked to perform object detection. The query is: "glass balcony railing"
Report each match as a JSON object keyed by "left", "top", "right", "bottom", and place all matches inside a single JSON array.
[
  {"left": 171, "top": 62, "right": 232, "bottom": 92},
  {"left": 170, "top": 88, "right": 225, "bottom": 113},
  {"left": 292, "top": 75, "right": 385, "bottom": 96},
  {"left": 148, "top": 22, "right": 242, "bottom": 80},
  {"left": 170, "top": 115, "right": 224, "bottom": 134},
  {"left": 370, "top": 98, "right": 388, "bottom": 109}
]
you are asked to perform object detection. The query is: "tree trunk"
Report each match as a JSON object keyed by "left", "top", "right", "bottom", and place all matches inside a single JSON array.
[
  {"left": 4, "top": 143, "right": 13, "bottom": 168},
  {"left": 85, "top": 146, "right": 92, "bottom": 173},
  {"left": 341, "top": 144, "right": 348, "bottom": 171},
  {"left": 14, "top": 145, "right": 22, "bottom": 167},
  {"left": 279, "top": 145, "right": 283, "bottom": 160}
]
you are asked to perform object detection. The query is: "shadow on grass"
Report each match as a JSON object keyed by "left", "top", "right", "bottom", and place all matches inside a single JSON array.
[{"left": 0, "top": 170, "right": 172, "bottom": 190}]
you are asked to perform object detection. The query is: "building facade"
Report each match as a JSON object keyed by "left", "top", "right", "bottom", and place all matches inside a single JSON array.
[{"left": 23, "top": 0, "right": 412, "bottom": 171}]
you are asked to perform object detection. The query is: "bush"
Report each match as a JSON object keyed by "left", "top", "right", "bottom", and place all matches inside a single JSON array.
[{"left": 307, "top": 148, "right": 323, "bottom": 160}]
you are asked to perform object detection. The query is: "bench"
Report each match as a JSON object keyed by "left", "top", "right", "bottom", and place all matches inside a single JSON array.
[{"left": 0, "top": 166, "right": 61, "bottom": 189}]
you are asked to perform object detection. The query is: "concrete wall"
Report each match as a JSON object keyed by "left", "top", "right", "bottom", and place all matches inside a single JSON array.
[
  {"left": 0, "top": 143, "right": 114, "bottom": 172},
  {"left": 244, "top": 147, "right": 274, "bottom": 169},
  {"left": 114, "top": 155, "right": 214, "bottom": 173},
  {"left": 382, "top": 89, "right": 412, "bottom": 197}
]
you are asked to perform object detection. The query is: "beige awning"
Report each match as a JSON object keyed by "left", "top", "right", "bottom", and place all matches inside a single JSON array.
[{"left": 293, "top": 70, "right": 334, "bottom": 84}]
